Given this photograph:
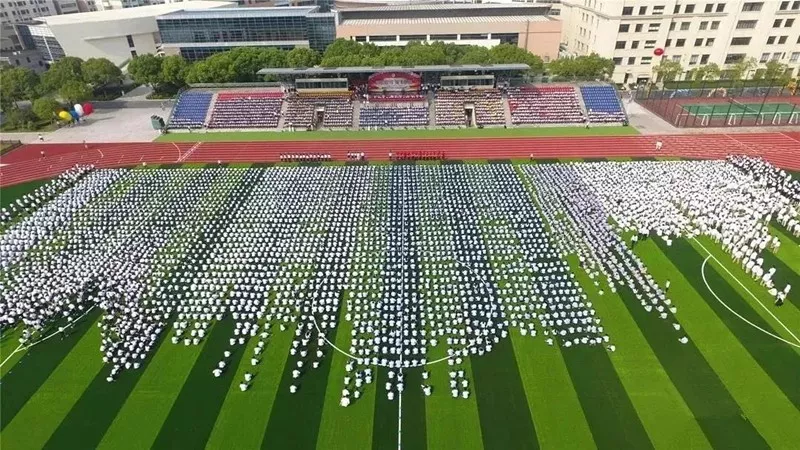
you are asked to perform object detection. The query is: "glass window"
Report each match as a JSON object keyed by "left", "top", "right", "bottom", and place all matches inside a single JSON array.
[
  {"left": 680, "top": 22, "right": 690, "bottom": 31},
  {"left": 780, "top": 0, "right": 789, "bottom": 9},
  {"left": 676, "top": 39, "right": 686, "bottom": 47},
  {"left": 760, "top": 52, "right": 770, "bottom": 62},
  {"left": 615, "top": 41, "right": 626, "bottom": 49},
  {"left": 653, "top": 5, "right": 664, "bottom": 14},
  {"left": 689, "top": 55, "right": 699, "bottom": 65},
  {"left": 631, "top": 40, "right": 639, "bottom": 49},
  {"left": 628, "top": 56, "right": 636, "bottom": 64},
  {"left": 669, "top": 22, "right": 676, "bottom": 31},
  {"left": 736, "top": 20, "right": 757, "bottom": 29},
  {"left": 700, "top": 54, "right": 710, "bottom": 64},
  {"left": 699, "top": 21, "right": 708, "bottom": 30},
  {"left": 774, "top": 19, "right": 783, "bottom": 27},
  {"left": 399, "top": 35, "right": 426, "bottom": 41},
  {"left": 430, "top": 34, "right": 457, "bottom": 40},
  {"left": 724, "top": 53, "right": 745, "bottom": 64},
  {"left": 705, "top": 38, "right": 715, "bottom": 46},
  {"left": 695, "top": 38, "right": 704, "bottom": 46},
  {"left": 130, "top": 50, "right": 137, "bottom": 58},
  {"left": 711, "top": 21, "right": 720, "bottom": 30},
  {"left": 704, "top": 3, "right": 713, "bottom": 12},
  {"left": 730, "top": 37, "right": 751, "bottom": 45},
  {"left": 767, "top": 36, "right": 776, "bottom": 44},
  {"left": 685, "top": 4, "right": 695, "bottom": 13},
  {"left": 778, "top": 36, "right": 787, "bottom": 44},
  {"left": 641, "top": 56, "right": 652, "bottom": 65},
  {"left": 649, "top": 23, "right": 660, "bottom": 32},
  {"left": 612, "top": 57, "right": 623, "bottom": 65},
  {"left": 673, "top": 5, "right": 680, "bottom": 13},
  {"left": 460, "top": 34, "right": 488, "bottom": 40},
  {"left": 716, "top": 3, "right": 725, "bottom": 12},
  {"left": 789, "top": 52, "right": 800, "bottom": 62},
  {"left": 665, "top": 39, "right": 672, "bottom": 47},
  {"left": 741, "top": 2, "right": 763, "bottom": 11},
  {"left": 638, "top": 5, "right": 647, "bottom": 14},
  {"left": 672, "top": 55, "right": 682, "bottom": 62},
  {"left": 635, "top": 24, "right": 643, "bottom": 32},
  {"left": 785, "top": 19, "right": 795, "bottom": 27},
  {"left": 618, "top": 24, "right": 629, "bottom": 32},
  {"left": 622, "top": 6, "right": 633, "bottom": 15},
  {"left": 644, "top": 40, "right": 656, "bottom": 48}
]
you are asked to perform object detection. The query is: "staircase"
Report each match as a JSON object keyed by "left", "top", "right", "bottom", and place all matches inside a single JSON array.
[
  {"left": 277, "top": 99, "right": 288, "bottom": 130},
  {"left": 203, "top": 92, "right": 218, "bottom": 127},
  {"left": 502, "top": 96, "right": 513, "bottom": 128},
  {"left": 428, "top": 92, "right": 437, "bottom": 127},
  {"left": 352, "top": 99, "right": 362, "bottom": 130},
  {"left": 574, "top": 86, "right": 589, "bottom": 119}
]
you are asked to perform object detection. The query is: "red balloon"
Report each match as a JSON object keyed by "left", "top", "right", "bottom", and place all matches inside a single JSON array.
[
  {"left": 82, "top": 102, "right": 94, "bottom": 116},
  {"left": 654, "top": 48, "right": 665, "bottom": 56}
]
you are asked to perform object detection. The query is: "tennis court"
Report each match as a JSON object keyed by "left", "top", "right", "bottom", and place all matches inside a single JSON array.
[
  {"left": 678, "top": 101, "right": 800, "bottom": 126},
  {"left": 682, "top": 102, "right": 798, "bottom": 116}
]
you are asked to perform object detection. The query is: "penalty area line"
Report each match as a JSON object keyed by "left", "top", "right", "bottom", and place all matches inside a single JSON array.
[{"left": 698, "top": 253, "right": 800, "bottom": 349}]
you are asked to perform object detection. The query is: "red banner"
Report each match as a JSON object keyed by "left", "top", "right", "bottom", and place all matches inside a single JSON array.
[{"left": 368, "top": 72, "right": 421, "bottom": 92}]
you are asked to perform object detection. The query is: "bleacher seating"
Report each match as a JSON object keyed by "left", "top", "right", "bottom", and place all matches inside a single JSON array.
[
  {"left": 168, "top": 91, "right": 213, "bottom": 129},
  {"left": 284, "top": 93, "right": 353, "bottom": 129},
  {"left": 508, "top": 86, "right": 584, "bottom": 125},
  {"left": 435, "top": 90, "right": 505, "bottom": 126},
  {"left": 360, "top": 95, "right": 429, "bottom": 128},
  {"left": 580, "top": 85, "right": 626, "bottom": 123},
  {"left": 208, "top": 91, "right": 282, "bottom": 129}
]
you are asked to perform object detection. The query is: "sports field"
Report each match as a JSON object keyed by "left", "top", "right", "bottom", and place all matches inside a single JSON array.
[
  {"left": 155, "top": 126, "right": 640, "bottom": 143},
  {"left": 681, "top": 102, "right": 798, "bottom": 117},
  {"left": 1, "top": 159, "right": 799, "bottom": 450}
]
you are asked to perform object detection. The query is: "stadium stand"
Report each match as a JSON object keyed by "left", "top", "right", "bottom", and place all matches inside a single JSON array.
[
  {"left": 168, "top": 91, "right": 213, "bottom": 129},
  {"left": 580, "top": 85, "right": 627, "bottom": 123},
  {"left": 284, "top": 92, "right": 354, "bottom": 129},
  {"left": 360, "top": 95, "right": 429, "bottom": 128},
  {"left": 508, "top": 86, "right": 584, "bottom": 125},
  {"left": 435, "top": 90, "right": 505, "bottom": 126},
  {"left": 208, "top": 92, "right": 282, "bottom": 129}
]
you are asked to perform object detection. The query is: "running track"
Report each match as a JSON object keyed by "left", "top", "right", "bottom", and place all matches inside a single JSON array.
[{"left": 1, "top": 132, "right": 798, "bottom": 187}]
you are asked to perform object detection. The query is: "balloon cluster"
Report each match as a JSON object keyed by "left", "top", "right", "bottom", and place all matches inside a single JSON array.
[{"left": 58, "top": 103, "right": 94, "bottom": 122}]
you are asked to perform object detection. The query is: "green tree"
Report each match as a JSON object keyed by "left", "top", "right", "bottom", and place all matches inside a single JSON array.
[
  {"left": 2, "top": 107, "right": 37, "bottom": 130},
  {"left": 399, "top": 42, "right": 448, "bottom": 65},
  {"left": 727, "top": 56, "right": 756, "bottom": 80},
  {"left": 692, "top": 63, "right": 721, "bottom": 81},
  {"left": 762, "top": 60, "right": 789, "bottom": 81},
  {"left": 127, "top": 54, "right": 163, "bottom": 87},
  {"left": 0, "top": 67, "right": 39, "bottom": 109},
  {"left": 548, "top": 54, "right": 614, "bottom": 79},
  {"left": 457, "top": 47, "right": 493, "bottom": 65},
  {"left": 59, "top": 80, "right": 92, "bottom": 103},
  {"left": 489, "top": 44, "right": 545, "bottom": 72},
  {"left": 652, "top": 59, "right": 683, "bottom": 82},
  {"left": 32, "top": 97, "right": 61, "bottom": 121},
  {"left": 160, "top": 55, "right": 189, "bottom": 87},
  {"left": 286, "top": 47, "right": 321, "bottom": 68},
  {"left": 81, "top": 58, "right": 123, "bottom": 87},
  {"left": 41, "top": 56, "right": 83, "bottom": 93}
]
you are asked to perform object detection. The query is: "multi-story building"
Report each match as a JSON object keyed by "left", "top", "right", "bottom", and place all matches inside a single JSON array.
[
  {"left": 1, "top": 0, "right": 79, "bottom": 51},
  {"left": 156, "top": 6, "right": 336, "bottom": 60},
  {"left": 560, "top": 0, "right": 800, "bottom": 84}
]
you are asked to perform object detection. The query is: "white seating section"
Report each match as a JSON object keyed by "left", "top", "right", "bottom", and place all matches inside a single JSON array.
[
  {"left": 435, "top": 90, "right": 505, "bottom": 126},
  {"left": 360, "top": 95, "right": 428, "bottom": 128},
  {"left": 508, "top": 86, "right": 584, "bottom": 125},
  {"left": 284, "top": 94, "right": 353, "bottom": 129},
  {"left": 209, "top": 92, "right": 282, "bottom": 129}
]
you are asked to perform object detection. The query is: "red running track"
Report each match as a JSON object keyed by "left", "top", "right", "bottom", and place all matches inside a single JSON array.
[{"left": 1, "top": 133, "right": 798, "bottom": 187}]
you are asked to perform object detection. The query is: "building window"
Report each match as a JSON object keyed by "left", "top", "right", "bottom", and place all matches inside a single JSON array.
[
  {"left": 645, "top": 40, "right": 656, "bottom": 48},
  {"left": 430, "top": 34, "right": 457, "bottom": 40},
  {"left": 790, "top": 52, "right": 800, "bottom": 62},
  {"left": 760, "top": 53, "right": 770, "bottom": 62},
  {"left": 649, "top": 23, "right": 660, "bottom": 32},
  {"left": 672, "top": 55, "right": 682, "bottom": 62},
  {"left": 793, "top": 1, "right": 800, "bottom": 10},
  {"left": 665, "top": 39, "right": 672, "bottom": 47},
  {"left": 724, "top": 53, "right": 745, "bottom": 64},
  {"left": 399, "top": 35, "right": 426, "bottom": 41},
  {"left": 689, "top": 55, "right": 699, "bottom": 65},
  {"left": 704, "top": 3, "right": 714, "bottom": 12},
  {"left": 785, "top": 19, "right": 795, "bottom": 27},
  {"left": 767, "top": 36, "right": 776, "bottom": 44},
  {"left": 613, "top": 57, "right": 623, "bottom": 65},
  {"left": 669, "top": 22, "right": 676, "bottom": 31},
  {"left": 628, "top": 56, "right": 636, "bottom": 64},
  {"left": 369, "top": 35, "right": 398, "bottom": 42},
  {"left": 673, "top": 5, "right": 680, "bottom": 13},
  {"left": 615, "top": 40, "right": 626, "bottom": 49},
  {"left": 731, "top": 37, "right": 751, "bottom": 45},
  {"left": 631, "top": 40, "right": 640, "bottom": 49},
  {"left": 622, "top": 6, "right": 633, "bottom": 15},
  {"left": 736, "top": 20, "right": 757, "bottom": 29},
  {"left": 635, "top": 23, "right": 643, "bottom": 32},
  {"left": 619, "top": 24, "right": 629, "bottom": 32},
  {"left": 701, "top": 54, "right": 710, "bottom": 64},
  {"left": 780, "top": 0, "right": 790, "bottom": 9},
  {"left": 641, "top": 56, "right": 652, "bottom": 65},
  {"left": 638, "top": 5, "right": 647, "bottom": 14},
  {"left": 126, "top": 35, "right": 134, "bottom": 48},
  {"left": 680, "top": 22, "right": 690, "bottom": 31},
  {"left": 653, "top": 5, "right": 664, "bottom": 14},
  {"left": 705, "top": 38, "right": 715, "bottom": 46},
  {"left": 711, "top": 21, "right": 720, "bottom": 30},
  {"left": 685, "top": 4, "right": 695, "bottom": 13},
  {"left": 741, "top": 2, "right": 763, "bottom": 11},
  {"left": 695, "top": 38, "right": 704, "bottom": 46},
  {"left": 130, "top": 50, "right": 137, "bottom": 58},
  {"left": 699, "top": 21, "right": 708, "bottom": 30},
  {"left": 772, "top": 52, "right": 783, "bottom": 61},
  {"left": 355, "top": 36, "right": 367, "bottom": 42},
  {"left": 778, "top": 36, "right": 787, "bottom": 44},
  {"left": 774, "top": 19, "right": 782, "bottom": 28},
  {"left": 716, "top": 3, "right": 725, "bottom": 12},
  {"left": 676, "top": 39, "right": 686, "bottom": 47}
]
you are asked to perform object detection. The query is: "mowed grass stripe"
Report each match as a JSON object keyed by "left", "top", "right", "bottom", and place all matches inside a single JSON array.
[
  {"left": 0, "top": 327, "right": 26, "bottom": 378},
  {"left": 0, "top": 310, "right": 98, "bottom": 430},
  {"left": 561, "top": 345, "right": 654, "bottom": 450},
  {"left": 401, "top": 368, "right": 427, "bottom": 450},
  {"left": 423, "top": 356, "right": 483, "bottom": 450},
  {"left": 42, "top": 329, "right": 170, "bottom": 450},
  {"left": 773, "top": 223, "right": 800, "bottom": 246},
  {"left": 471, "top": 335, "right": 539, "bottom": 450},
  {"left": 205, "top": 325, "right": 295, "bottom": 450},
  {"left": 261, "top": 319, "right": 342, "bottom": 449},
  {"left": 1, "top": 316, "right": 103, "bottom": 449},
  {"left": 151, "top": 318, "right": 242, "bottom": 450},
  {"left": 758, "top": 246, "right": 800, "bottom": 309},
  {"left": 634, "top": 239, "right": 800, "bottom": 449},
  {"left": 371, "top": 366, "right": 399, "bottom": 450},
  {"left": 97, "top": 327, "right": 209, "bottom": 450},
  {"left": 663, "top": 239, "right": 800, "bottom": 410},
  {"left": 770, "top": 225, "right": 800, "bottom": 266},
  {"left": 567, "top": 256, "right": 710, "bottom": 450}
]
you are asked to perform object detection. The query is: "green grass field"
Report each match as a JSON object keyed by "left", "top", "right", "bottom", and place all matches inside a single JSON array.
[
  {"left": 682, "top": 102, "right": 799, "bottom": 117},
  {"left": 1, "top": 160, "right": 799, "bottom": 450},
  {"left": 155, "top": 126, "right": 639, "bottom": 143}
]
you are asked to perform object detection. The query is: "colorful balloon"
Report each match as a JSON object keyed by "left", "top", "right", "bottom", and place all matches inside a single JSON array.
[
  {"left": 74, "top": 104, "right": 84, "bottom": 117},
  {"left": 69, "top": 110, "right": 80, "bottom": 121},
  {"left": 58, "top": 110, "right": 72, "bottom": 121},
  {"left": 81, "top": 102, "right": 94, "bottom": 115}
]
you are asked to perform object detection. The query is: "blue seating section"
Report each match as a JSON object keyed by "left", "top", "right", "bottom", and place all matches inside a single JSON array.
[
  {"left": 169, "top": 91, "right": 213, "bottom": 129},
  {"left": 580, "top": 85, "right": 626, "bottom": 123}
]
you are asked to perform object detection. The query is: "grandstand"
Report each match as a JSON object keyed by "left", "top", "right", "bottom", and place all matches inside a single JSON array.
[
  {"left": 208, "top": 91, "right": 282, "bottom": 129},
  {"left": 508, "top": 86, "right": 584, "bottom": 125},
  {"left": 168, "top": 91, "right": 213, "bottom": 130},
  {"left": 580, "top": 85, "right": 627, "bottom": 123},
  {"left": 360, "top": 94, "right": 429, "bottom": 128},
  {"left": 435, "top": 90, "right": 505, "bottom": 127}
]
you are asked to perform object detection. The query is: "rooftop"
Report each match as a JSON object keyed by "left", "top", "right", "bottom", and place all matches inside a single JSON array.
[
  {"left": 157, "top": 6, "right": 318, "bottom": 20},
  {"left": 258, "top": 64, "right": 531, "bottom": 75},
  {"left": 340, "top": 15, "right": 551, "bottom": 25},
  {"left": 42, "top": 1, "right": 235, "bottom": 25},
  {"left": 341, "top": 3, "right": 548, "bottom": 12}
]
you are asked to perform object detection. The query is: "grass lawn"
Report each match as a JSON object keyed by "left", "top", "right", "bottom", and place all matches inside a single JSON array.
[{"left": 155, "top": 126, "right": 639, "bottom": 143}]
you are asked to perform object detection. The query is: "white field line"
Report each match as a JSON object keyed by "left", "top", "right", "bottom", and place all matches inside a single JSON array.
[{"left": 695, "top": 238, "right": 800, "bottom": 348}]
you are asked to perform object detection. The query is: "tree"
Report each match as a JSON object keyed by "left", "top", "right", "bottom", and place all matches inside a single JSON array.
[
  {"left": 762, "top": 60, "right": 789, "bottom": 81},
  {"left": 652, "top": 59, "right": 683, "bottom": 82},
  {"left": 0, "top": 67, "right": 39, "bottom": 109},
  {"left": 2, "top": 107, "right": 37, "bottom": 130},
  {"left": 548, "top": 54, "right": 614, "bottom": 79},
  {"left": 127, "top": 54, "right": 163, "bottom": 87},
  {"left": 457, "top": 47, "right": 493, "bottom": 65},
  {"left": 399, "top": 42, "right": 448, "bottom": 65},
  {"left": 286, "top": 47, "right": 321, "bottom": 68},
  {"left": 727, "top": 57, "right": 756, "bottom": 80},
  {"left": 82, "top": 58, "right": 123, "bottom": 87},
  {"left": 32, "top": 97, "right": 61, "bottom": 121},
  {"left": 489, "top": 44, "right": 545, "bottom": 72},
  {"left": 160, "top": 55, "right": 189, "bottom": 87},
  {"left": 41, "top": 56, "right": 83, "bottom": 93},
  {"left": 59, "top": 80, "right": 92, "bottom": 103},
  {"left": 692, "top": 63, "right": 721, "bottom": 81}
]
